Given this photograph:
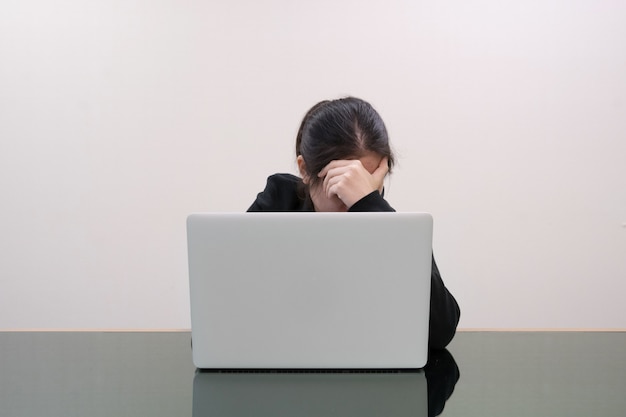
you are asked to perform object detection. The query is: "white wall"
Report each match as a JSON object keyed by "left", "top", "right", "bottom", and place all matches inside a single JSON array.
[{"left": 1, "top": 0, "right": 624, "bottom": 330}]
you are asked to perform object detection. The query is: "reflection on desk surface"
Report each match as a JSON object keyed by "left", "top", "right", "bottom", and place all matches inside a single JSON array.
[
  {"left": 193, "top": 372, "right": 426, "bottom": 417},
  {"left": 1, "top": 332, "right": 625, "bottom": 417},
  {"left": 193, "top": 349, "right": 459, "bottom": 417}
]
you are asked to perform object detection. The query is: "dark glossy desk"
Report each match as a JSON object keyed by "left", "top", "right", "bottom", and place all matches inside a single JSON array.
[{"left": 1, "top": 331, "right": 624, "bottom": 416}]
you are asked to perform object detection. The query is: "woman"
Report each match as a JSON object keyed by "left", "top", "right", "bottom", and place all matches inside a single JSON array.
[{"left": 248, "top": 97, "right": 460, "bottom": 349}]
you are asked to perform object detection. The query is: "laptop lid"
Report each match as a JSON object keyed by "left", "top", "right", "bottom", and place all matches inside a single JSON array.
[{"left": 187, "top": 212, "right": 432, "bottom": 369}]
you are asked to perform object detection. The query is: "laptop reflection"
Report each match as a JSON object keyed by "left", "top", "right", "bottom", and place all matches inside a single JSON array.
[{"left": 193, "top": 371, "right": 427, "bottom": 417}]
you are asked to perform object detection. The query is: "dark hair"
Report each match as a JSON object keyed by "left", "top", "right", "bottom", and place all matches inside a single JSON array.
[{"left": 295, "top": 97, "right": 395, "bottom": 187}]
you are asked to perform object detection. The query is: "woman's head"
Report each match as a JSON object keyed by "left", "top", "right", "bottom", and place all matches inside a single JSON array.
[{"left": 295, "top": 97, "right": 395, "bottom": 187}]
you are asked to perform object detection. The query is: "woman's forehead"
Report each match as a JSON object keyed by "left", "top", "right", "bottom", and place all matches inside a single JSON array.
[{"left": 358, "top": 151, "right": 384, "bottom": 174}]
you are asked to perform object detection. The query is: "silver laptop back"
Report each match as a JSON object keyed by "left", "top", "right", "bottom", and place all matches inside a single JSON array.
[{"left": 187, "top": 212, "right": 432, "bottom": 369}]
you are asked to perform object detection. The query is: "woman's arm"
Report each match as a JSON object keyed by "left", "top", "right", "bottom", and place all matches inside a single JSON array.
[{"left": 428, "top": 256, "right": 460, "bottom": 349}]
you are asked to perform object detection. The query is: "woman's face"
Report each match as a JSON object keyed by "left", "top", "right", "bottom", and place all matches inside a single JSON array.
[{"left": 299, "top": 151, "right": 385, "bottom": 212}]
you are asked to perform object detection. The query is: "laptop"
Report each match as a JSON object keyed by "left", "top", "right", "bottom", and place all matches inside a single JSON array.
[{"left": 186, "top": 212, "right": 433, "bottom": 369}]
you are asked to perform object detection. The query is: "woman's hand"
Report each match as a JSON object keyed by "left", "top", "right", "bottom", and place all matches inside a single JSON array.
[{"left": 318, "top": 157, "right": 389, "bottom": 208}]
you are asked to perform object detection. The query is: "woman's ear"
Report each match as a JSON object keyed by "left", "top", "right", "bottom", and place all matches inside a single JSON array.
[{"left": 297, "top": 155, "right": 310, "bottom": 184}]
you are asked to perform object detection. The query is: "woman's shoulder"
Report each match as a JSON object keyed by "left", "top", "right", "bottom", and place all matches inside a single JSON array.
[
  {"left": 247, "top": 173, "right": 308, "bottom": 211},
  {"left": 266, "top": 173, "right": 302, "bottom": 187}
]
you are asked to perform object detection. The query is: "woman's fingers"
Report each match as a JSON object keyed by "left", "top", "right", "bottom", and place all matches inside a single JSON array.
[
  {"left": 324, "top": 171, "right": 347, "bottom": 198},
  {"left": 322, "top": 165, "right": 351, "bottom": 195},
  {"left": 318, "top": 160, "right": 353, "bottom": 179},
  {"left": 316, "top": 157, "right": 389, "bottom": 207},
  {"left": 319, "top": 159, "right": 378, "bottom": 207}
]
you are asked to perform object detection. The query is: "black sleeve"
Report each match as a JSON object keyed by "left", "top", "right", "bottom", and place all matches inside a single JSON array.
[
  {"left": 350, "top": 191, "right": 461, "bottom": 349},
  {"left": 428, "top": 256, "right": 460, "bottom": 349},
  {"left": 348, "top": 191, "right": 395, "bottom": 212}
]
